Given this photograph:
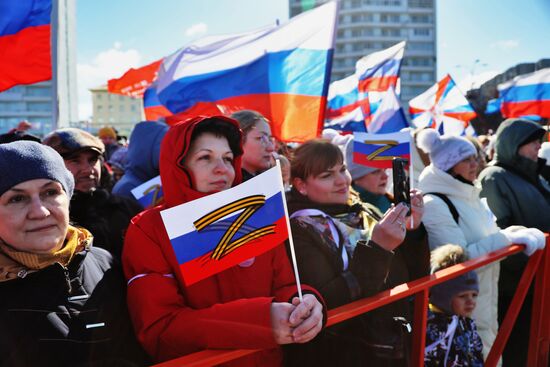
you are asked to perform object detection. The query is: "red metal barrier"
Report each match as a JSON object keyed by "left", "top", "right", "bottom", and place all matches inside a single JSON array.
[{"left": 152, "top": 237, "right": 550, "bottom": 367}]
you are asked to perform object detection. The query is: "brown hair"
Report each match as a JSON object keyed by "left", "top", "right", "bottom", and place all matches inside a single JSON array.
[
  {"left": 291, "top": 139, "right": 343, "bottom": 180},
  {"left": 230, "top": 110, "right": 269, "bottom": 142}
]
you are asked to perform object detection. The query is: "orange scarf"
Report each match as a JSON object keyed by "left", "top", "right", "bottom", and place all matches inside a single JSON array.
[{"left": 0, "top": 225, "right": 92, "bottom": 282}]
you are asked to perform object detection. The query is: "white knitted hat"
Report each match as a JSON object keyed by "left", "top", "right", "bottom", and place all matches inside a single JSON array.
[{"left": 417, "top": 129, "right": 477, "bottom": 171}]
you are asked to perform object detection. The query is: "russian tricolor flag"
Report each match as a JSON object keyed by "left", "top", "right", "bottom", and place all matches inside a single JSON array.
[
  {"left": 498, "top": 68, "right": 550, "bottom": 119},
  {"left": 325, "top": 41, "right": 405, "bottom": 132},
  {"left": 408, "top": 74, "right": 477, "bottom": 136},
  {"left": 365, "top": 87, "right": 409, "bottom": 134},
  {"left": 160, "top": 165, "right": 289, "bottom": 286},
  {"left": 143, "top": 84, "right": 172, "bottom": 121},
  {"left": 155, "top": 1, "right": 337, "bottom": 143},
  {"left": 131, "top": 175, "right": 164, "bottom": 208},
  {"left": 0, "top": 0, "right": 52, "bottom": 92},
  {"left": 352, "top": 131, "right": 411, "bottom": 169}
]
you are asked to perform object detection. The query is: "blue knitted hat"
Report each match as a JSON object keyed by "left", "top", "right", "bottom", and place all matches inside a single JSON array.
[
  {"left": 430, "top": 271, "right": 479, "bottom": 315},
  {"left": 0, "top": 141, "right": 74, "bottom": 198}
]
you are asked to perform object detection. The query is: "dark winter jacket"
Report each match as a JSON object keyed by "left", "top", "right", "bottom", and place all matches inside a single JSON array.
[
  {"left": 0, "top": 242, "right": 148, "bottom": 367},
  {"left": 113, "top": 121, "right": 168, "bottom": 202},
  {"left": 287, "top": 190, "right": 429, "bottom": 366},
  {"left": 425, "top": 309, "right": 484, "bottom": 367},
  {"left": 70, "top": 189, "right": 142, "bottom": 259},
  {"left": 478, "top": 119, "right": 550, "bottom": 296}
]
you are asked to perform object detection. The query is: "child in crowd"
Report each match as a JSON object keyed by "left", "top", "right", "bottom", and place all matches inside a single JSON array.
[{"left": 425, "top": 245, "right": 484, "bottom": 367}]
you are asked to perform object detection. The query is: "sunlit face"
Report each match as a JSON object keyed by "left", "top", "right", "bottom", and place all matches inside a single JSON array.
[
  {"left": 242, "top": 120, "right": 275, "bottom": 175},
  {"left": 294, "top": 162, "right": 351, "bottom": 205},
  {"left": 0, "top": 179, "right": 69, "bottom": 253},
  {"left": 451, "top": 155, "right": 479, "bottom": 182},
  {"left": 354, "top": 169, "right": 388, "bottom": 195},
  {"left": 451, "top": 290, "right": 478, "bottom": 318},
  {"left": 518, "top": 139, "right": 542, "bottom": 162},
  {"left": 183, "top": 133, "right": 235, "bottom": 193},
  {"left": 64, "top": 150, "right": 102, "bottom": 193}
]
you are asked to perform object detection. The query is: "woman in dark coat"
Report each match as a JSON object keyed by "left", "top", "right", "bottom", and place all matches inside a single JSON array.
[
  {"left": 285, "top": 139, "right": 429, "bottom": 367},
  {"left": 0, "top": 141, "right": 147, "bottom": 367}
]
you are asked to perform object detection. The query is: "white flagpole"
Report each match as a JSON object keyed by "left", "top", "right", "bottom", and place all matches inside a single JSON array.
[
  {"left": 408, "top": 130, "right": 415, "bottom": 228},
  {"left": 275, "top": 159, "right": 303, "bottom": 302}
]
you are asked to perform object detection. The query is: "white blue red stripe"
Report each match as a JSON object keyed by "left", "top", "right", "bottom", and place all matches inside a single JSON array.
[
  {"left": 408, "top": 74, "right": 477, "bottom": 136},
  {"left": 155, "top": 1, "right": 337, "bottom": 142},
  {"left": 352, "top": 131, "right": 411, "bottom": 169},
  {"left": 131, "top": 176, "right": 164, "bottom": 208},
  {"left": 498, "top": 68, "right": 550, "bottom": 119},
  {"left": 160, "top": 165, "right": 289, "bottom": 286},
  {"left": 0, "top": 0, "right": 52, "bottom": 91},
  {"left": 325, "top": 41, "right": 405, "bottom": 132}
]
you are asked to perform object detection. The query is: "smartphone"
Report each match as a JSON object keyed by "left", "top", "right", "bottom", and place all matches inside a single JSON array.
[{"left": 392, "top": 157, "right": 411, "bottom": 215}]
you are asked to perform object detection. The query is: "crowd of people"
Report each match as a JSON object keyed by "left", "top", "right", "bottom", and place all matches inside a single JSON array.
[{"left": 0, "top": 113, "right": 548, "bottom": 367}]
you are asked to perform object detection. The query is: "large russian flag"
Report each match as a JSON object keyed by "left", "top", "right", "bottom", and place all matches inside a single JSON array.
[
  {"left": 325, "top": 41, "right": 405, "bottom": 132},
  {"left": 107, "top": 59, "right": 163, "bottom": 98},
  {"left": 352, "top": 131, "right": 411, "bottom": 169},
  {"left": 408, "top": 74, "right": 477, "bottom": 136},
  {"left": 155, "top": 1, "right": 337, "bottom": 143},
  {"left": 0, "top": 0, "right": 52, "bottom": 92},
  {"left": 161, "top": 165, "right": 288, "bottom": 286},
  {"left": 498, "top": 68, "right": 550, "bottom": 119}
]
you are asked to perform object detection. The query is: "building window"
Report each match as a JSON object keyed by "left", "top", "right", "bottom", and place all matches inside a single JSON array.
[
  {"left": 27, "top": 102, "right": 52, "bottom": 112},
  {"left": 0, "top": 101, "right": 25, "bottom": 112},
  {"left": 413, "top": 28, "right": 430, "bottom": 36},
  {"left": 408, "top": 0, "right": 433, "bottom": 8}
]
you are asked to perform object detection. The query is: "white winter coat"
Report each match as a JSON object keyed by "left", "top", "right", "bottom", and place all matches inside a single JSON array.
[{"left": 418, "top": 164, "right": 511, "bottom": 360}]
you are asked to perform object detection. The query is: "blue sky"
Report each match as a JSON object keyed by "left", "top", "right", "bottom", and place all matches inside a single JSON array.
[{"left": 76, "top": 0, "right": 550, "bottom": 119}]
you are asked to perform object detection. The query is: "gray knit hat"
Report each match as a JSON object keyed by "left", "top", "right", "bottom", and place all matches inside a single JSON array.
[
  {"left": 343, "top": 137, "right": 377, "bottom": 180},
  {"left": 417, "top": 128, "right": 476, "bottom": 172},
  {"left": 0, "top": 141, "right": 74, "bottom": 198}
]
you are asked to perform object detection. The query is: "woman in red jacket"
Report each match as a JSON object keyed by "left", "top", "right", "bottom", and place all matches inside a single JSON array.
[{"left": 122, "top": 116, "right": 324, "bottom": 366}]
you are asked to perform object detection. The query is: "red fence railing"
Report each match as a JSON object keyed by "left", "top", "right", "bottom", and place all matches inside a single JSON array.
[{"left": 152, "top": 236, "right": 550, "bottom": 367}]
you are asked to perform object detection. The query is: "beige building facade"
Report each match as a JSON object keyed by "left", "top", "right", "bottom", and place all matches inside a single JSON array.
[{"left": 89, "top": 85, "right": 144, "bottom": 137}]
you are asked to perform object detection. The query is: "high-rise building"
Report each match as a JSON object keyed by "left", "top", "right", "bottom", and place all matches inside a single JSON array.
[
  {"left": 289, "top": 0, "right": 436, "bottom": 105},
  {"left": 89, "top": 85, "right": 144, "bottom": 137},
  {"left": 0, "top": 0, "right": 78, "bottom": 136}
]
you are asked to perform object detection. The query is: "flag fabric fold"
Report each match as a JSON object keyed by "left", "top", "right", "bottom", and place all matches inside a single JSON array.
[
  {"left": 107, "top": 59, "right": 163, "bottom": 98},
  {"left": 498, "top": 68, "right": 550, "bottom": 119},
  {"left": 365, "top": 87, "right": 409, "bottom": 134},
  {"left": 143, "top": 83, "right": 172, "bottom": 121},
  {"left": 325, "top": 41, "right": 405, "bottom": 132},
  {"left": 156, "top": 1, "right": 338, "bottom": 142},
  {"left": 160, "top": 165, "right": 289, "bottom": 286},
  {"left": 408, "top": 74, "right": 477, "bottom": 136},
  {"left": 0, "top": 0, "right": 52, "bottom": 92}
]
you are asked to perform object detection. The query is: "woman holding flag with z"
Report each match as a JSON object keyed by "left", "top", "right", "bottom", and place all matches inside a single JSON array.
[{"left": 122, "top": 116, "right": 325, "bottom": 366}]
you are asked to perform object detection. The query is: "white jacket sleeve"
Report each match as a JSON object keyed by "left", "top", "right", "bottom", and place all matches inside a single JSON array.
[{"left": 423, "top": 196, "right": 511, "bottom": 259}]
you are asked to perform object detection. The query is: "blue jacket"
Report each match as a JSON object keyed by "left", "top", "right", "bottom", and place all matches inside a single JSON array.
[{"left": 113, "top": 121, "right": 168, "bottom": 202}]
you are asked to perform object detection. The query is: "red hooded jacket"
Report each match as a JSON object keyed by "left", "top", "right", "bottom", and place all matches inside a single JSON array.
[{"left": 122, "top": 116, "right": 318, "bottom": 366}]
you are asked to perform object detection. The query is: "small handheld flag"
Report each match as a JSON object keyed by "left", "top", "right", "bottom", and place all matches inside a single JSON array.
[
  {"left": 352, "top": 131, "right": 411, "bottom": 169},
  {"left": 131, "top": 176, "right": 164, "bottom": 208},
  {"left": 161, "top": 164, "right": 293, "bottom": 287}
]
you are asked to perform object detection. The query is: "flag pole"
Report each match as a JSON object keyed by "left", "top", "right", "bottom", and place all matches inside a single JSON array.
[
  {"left": 408, "top": 130, "right": 414, "bottom": 229},
  {"left": 275, "top": 159, "right": 303, "bottom": 302}
]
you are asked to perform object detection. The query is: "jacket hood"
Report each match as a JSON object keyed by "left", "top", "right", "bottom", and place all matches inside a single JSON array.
[
  {"left": 125, "top": 120, "right": 169, "bottom": 181},
  {"left": 494, "top": 118, "right": 545, "bottom": 165},
  {"left": 159, "top": 115, "right": 243, "bottom": 208}
]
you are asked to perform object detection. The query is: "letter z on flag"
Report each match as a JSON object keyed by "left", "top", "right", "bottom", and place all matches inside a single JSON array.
[
  {"left": 160, "top": 165, "right": 288, "bottom": 286},
  {"left": 352, "top": 131, "right": 411, "bottom": 169}
]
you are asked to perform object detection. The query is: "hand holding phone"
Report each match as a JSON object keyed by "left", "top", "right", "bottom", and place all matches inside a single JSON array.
[{"left": 392, "top": 158, "right": 411, "bottom": 215}]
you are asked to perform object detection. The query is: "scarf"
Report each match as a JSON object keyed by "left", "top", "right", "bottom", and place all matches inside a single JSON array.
[{"left": 0, "top": 225, "right": 92, "bottom": 282}]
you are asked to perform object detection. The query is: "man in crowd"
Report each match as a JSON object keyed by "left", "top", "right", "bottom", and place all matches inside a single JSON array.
[
  {"left": 43, "top": 128, "right": 142, "bottom": 259},
  {"left": 478, "top": 118, "right": 550, "bottom": 367}
]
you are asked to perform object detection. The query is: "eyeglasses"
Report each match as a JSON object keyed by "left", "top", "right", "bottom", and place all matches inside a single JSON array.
[{"left": 252, "top": 134, "right": 275, "bottom": 146}]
